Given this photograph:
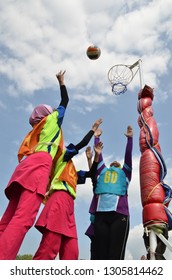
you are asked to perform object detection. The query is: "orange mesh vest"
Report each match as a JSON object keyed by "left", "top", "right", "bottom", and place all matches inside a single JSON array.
[
  {"left": 18, "top": 118, "right": 46, "bottom": 162},
  {"left": 58, "top": 160, "right": 78, "bottom": 192}
]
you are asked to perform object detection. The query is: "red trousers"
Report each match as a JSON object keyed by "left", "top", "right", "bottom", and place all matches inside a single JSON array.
[
  {"left": 0, "top": 186, "right": 42, "bottom": 259},
  {"left": 33, "top": 229, "right": 78, "bottom": 260}
]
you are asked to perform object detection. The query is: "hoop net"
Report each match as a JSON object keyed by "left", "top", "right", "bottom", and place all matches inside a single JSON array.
[
  {"left": 108, "top": 61, "right": 140, "bottom": 95},
  {"left": 111, "top": 82, "right": 127, "bottom": 95}
]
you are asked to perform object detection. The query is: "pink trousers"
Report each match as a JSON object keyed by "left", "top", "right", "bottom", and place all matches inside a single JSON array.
[
  {"left": 0, "top": 186, "right": 42, "bottom": 260},
  {"left": 33, "top": 229, "right": 79, "bottom": 260}
]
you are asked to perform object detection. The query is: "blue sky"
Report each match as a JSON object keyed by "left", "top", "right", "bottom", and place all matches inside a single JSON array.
[{"left": 0, "top": 0, "right": 172, "bottom": 260}]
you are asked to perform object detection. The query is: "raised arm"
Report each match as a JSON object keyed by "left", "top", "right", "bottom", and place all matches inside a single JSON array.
[
  {"left": 94, "top": 128, "right": 103, "bottom": 163},
  {"left": 56, "top": 70, "right": 69, "bottom": 109},
  {"left": 85, "top": 146, "right": 93, "bottom": 170},
  {"left": 63, "top": 119, "right": 102, "bottom": 162},
  {"left": 74, "top": 118, "right": 103, "bottom": 151},
  {"left": 86, "top": 141, "right": 104, "bottom": 179},
  {"left": 123, "top": 125, "right": 133, "bottom": 178},
  {"left": 93, "top": 141, "right": 103, "bottom": 163}
]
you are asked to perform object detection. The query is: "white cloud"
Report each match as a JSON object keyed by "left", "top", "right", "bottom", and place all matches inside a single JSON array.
[{"left": 0, "top": 0, "right": 172, "bottom": 105}]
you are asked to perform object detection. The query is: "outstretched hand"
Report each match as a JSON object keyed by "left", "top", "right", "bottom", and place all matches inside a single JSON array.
[
  {"left": 92, "top": 118, "right": 103, "bottom": 132},
  {"left": 124, "top": 125, "right": 133, "bottom": 138},
  {"left": 94, "top": 141, "right": 103, "bottom": 155},
  {"left": 56, "top": 70, "right": 66, "bottom": 86},
  {"left": 94, "top": 128, "right": 102, "bottom": 138},
  {"left": 85, "top": 146, "right": 93, "bottom": 160}
]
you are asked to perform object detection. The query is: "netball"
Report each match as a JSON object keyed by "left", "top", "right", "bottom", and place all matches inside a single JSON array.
[{"left": 86, "top": 45, "right": 101, "bottom": 60}]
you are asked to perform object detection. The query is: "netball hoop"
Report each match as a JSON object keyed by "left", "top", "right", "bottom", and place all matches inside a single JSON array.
[{"left": 108, "top": 59, "right": 143, "bottom": 95}]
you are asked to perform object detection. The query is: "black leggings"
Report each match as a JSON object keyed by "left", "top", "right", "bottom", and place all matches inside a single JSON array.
[{"left": 94, "top": 211, "right": 129, "bottom": 260}]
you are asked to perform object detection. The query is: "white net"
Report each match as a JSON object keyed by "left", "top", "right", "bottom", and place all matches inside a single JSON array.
[
  {"left": 108, "top": 60, "right": 141, "bottom": 95},
  {"left": 111, "top": 82, "right": 127, "bottom": 95}
]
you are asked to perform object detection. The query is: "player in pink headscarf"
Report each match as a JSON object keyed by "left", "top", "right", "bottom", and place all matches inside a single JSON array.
[{"left": 0, "top": 70, "right": 68, "bottom": 260}]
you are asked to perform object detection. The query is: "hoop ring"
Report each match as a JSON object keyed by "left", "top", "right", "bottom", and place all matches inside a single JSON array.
[{"left": 108, "top": 64, "right": 134, "bottom": 86}]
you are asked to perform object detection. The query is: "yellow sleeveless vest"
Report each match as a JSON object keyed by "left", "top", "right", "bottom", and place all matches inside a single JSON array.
[{"left": 18, "top": 111, "right": 62, "bottom": 162}]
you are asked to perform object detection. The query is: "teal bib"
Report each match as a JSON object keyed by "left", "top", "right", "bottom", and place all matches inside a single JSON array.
[{"left": 95, "top": 166, "right": 127, "bottom": 195}]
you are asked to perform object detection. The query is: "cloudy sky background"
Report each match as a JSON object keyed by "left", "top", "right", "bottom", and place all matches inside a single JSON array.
[{"left": 0, "top": 0, "right": 172, "bottom": 260}]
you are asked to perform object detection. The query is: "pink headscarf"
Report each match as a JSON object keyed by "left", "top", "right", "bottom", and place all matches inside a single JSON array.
[{"left": 29, "top": 104, "right": 53, "bottom": 126}]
